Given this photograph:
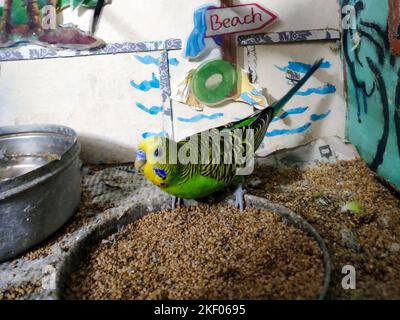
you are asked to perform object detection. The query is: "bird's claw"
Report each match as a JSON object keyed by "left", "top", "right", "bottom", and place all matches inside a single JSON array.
[
  {"left": 234, "top": 184, "right": 246, "bottom": 212},
  {"left": 172, "top": 196, "right": 183, "bottom": 210}
]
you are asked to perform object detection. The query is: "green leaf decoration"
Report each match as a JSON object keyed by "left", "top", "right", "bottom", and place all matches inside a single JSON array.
[
  {"left": 343, "top": 201, "right": 364, "bottom": 214},
  {"left": 38, "top": 0, "right": 47, "bottom": 8},
  {"left": 71, "top": 0, "right": 85, "bottom": 9},
  {"left": 0, "top": 0, "right": 100, "bottom": 15},
  {"left": 82, "top": 0, "right": 100, "bottom": 8},
  {"left": 11, "top": 0, "right": 28, "bottom": 25},
  {"left": 0, "top": 0, "right": 102, "bottom": 26},
  {"left": 57, "top": 0, "right": 71, "bottom": 10}
]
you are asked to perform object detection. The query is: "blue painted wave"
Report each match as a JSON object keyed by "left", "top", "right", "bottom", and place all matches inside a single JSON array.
[
  {"left": 251, "top": 89, "right": 263, "bottom": 96},
  {"left": 272, "top": 106, "right": 309, "bottom": 123},
  {"left": 134, "top": 55, "right": 160, "bottom": 66},
  {"left": 266, "top": 110, "right": 332, "bottom": 138},
  {"left": 240, "top": 93, "right": 259, "bottom": 106},
  {"left": 130, "top": 73, "right": 160, "bottom": 92},
  {"left": 296, "top": 84, "right": 336, "bottom": 96},
  {"left": 310, "top": 110, "right": 332, "bottom": 122},
  {"left": 136, "top": 102, "right": 163, "bottom": 116},
  {"left": 169, "top": 58, "right": 180, "bottom": 66},
  {"left": 142, "top": 131, "right": 168, "bottom": 139},
  {"left": 134, "top": 55, "right": 180, "bottom": 66},
  {"left": 178, "top": 113, "right": 224, "bottom": 123},
  {"left": 266, "top": 123, "right": 312, "bottom": 138},
  {"left": 275, "top": 60, "right": 332, "bottom": 74}
]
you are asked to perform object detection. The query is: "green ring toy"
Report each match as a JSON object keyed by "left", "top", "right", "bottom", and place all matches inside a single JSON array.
[{"left": 191, "top": 59, "right": 238, "bottom": 105}]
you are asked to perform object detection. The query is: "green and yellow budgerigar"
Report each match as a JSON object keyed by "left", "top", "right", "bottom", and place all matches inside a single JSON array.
[{"left": 135, "top": 59, "right": 323, "bottom": 210}]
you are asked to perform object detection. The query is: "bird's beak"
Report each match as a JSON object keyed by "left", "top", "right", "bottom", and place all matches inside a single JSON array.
[{"left": 135, "top": 150, "right": 147, "bottom": 171}]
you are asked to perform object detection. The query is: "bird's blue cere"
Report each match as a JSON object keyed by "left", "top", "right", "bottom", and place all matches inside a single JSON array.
[{"left": 136, "top": 150, "right": 147, "bottom": 161}]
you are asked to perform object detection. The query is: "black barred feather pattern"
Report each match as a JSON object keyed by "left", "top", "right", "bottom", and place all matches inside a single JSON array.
[
  {"left": 175, "top": 134, "right": 238, "bottom": 184},
  {"left": 173, "top": 107, "right": 274, "bottom": 185}
]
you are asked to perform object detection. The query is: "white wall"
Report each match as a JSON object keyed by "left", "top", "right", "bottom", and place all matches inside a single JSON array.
[
  {"left": 63, "top": 0, "right": 341, "bottom": 43},
  {"left": 249, "top": 42, "right": 346, "bottom": 156},
  {"left": 252, "top": 0, "right": 340, "bottom": 32},
  {"left": 0, "top": 0, "right": 343, "bottom": 163}
]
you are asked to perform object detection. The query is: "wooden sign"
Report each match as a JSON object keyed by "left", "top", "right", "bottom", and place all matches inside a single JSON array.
[{"left": 205, "top": 3, "right": 278, "bottom": 38}]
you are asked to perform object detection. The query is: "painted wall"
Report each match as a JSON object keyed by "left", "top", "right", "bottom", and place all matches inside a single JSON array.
[
  {"left": 245, "top": 42, "right": 346, "bottom": 156},
  {"left": 342, "top": 0, "right": 400, "bottom": 189},
  {"left": 0, "top": 0, "right": 345, "bottom": 164}
]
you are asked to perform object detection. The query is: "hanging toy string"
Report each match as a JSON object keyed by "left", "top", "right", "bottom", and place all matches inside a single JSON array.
[{"left": 221, "top": 0, "right": 237, "bottom": 65}]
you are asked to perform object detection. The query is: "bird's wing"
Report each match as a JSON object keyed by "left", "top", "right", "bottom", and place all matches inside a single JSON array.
[
  {"left": 176, "top": 112, "right": 267, "bottom": 184},
  {"left": 176, "top": 58, "right": 324, "bottom": 183},
  {"left": 177, "top": 105, "right": 273, "bottom": 163}
]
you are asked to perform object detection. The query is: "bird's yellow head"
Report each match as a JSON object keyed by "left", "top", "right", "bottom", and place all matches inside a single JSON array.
[{"left": 135, "top": 136, "right": 177, "bottom": 188}]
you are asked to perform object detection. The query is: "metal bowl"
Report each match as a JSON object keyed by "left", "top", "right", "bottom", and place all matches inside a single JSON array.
[{"left": 0, "top": 125, "right": 81, "bottom": 263}]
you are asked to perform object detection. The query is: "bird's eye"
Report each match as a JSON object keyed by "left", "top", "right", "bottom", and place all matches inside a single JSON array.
[{"left": 154, "top": 148, "right": 162, "bottom": 157}]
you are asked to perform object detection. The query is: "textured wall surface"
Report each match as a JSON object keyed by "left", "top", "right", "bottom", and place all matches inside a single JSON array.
[{"left": 342, "top": 0, "right": 400, "bottom": 189}]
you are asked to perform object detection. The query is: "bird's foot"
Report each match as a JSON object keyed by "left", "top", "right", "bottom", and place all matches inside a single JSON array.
[
  {"left": 172, "top": 196, "right": 184, "bottom": 210},
  {"left": 234, "top": 184, "right": 246, "bottom": 212}
]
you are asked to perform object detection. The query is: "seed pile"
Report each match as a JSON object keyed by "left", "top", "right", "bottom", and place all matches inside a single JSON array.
[
  {"left": 246, "top": 160, "right": 400, "bottom": 299},
  {"left": 65, "top": 205, "right": 324, "bottom": 300},
  {"left": 6, "top": 159, "right": 398, "bottom": 300},
  {"left": 0, "top": 282, "right": 42, "bottom": 300}
]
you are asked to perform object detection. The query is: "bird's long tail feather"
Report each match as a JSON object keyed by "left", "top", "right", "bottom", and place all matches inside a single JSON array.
[{"left": 271, "top": 59, "right": 324, "bottom": 118}]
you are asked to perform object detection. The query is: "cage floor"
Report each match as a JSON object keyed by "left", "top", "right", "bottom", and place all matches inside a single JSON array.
[
  {"left": 0, "top": 159, "right": 399, "bottom": 300},
  {"left": 64, "top": 204, "right": 325, "bottom": 300},
  {"left": 245, "top": 160, "right": 400, "bottom": 299}
]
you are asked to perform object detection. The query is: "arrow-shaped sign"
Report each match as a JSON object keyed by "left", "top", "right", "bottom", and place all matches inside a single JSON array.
[{"left": 205, "top": 3, "right": 278, "bottom": 38}]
